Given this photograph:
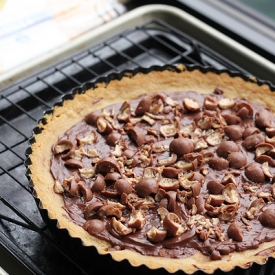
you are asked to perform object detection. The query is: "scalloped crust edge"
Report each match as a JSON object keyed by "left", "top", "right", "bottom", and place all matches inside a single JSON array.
[{"left": 28, "top": 64, "right": 275, "bottom": 274}]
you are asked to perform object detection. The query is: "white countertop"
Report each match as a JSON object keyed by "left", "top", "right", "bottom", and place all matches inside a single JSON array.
[{"left": 0, "top": 0, "right": 126, "bottom": 88}]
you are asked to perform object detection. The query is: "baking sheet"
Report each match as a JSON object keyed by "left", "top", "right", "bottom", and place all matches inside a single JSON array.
[
  {"left": 0, "top": 4, "right": 275, "bottom": 275},
  {"left": 0, "top": 4, "right": 274, "bottom": 89}
]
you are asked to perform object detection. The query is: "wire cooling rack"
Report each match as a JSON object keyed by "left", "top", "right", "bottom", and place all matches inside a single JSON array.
[{"left": 0, "top": 19, "right": 271, "bottom": 275}]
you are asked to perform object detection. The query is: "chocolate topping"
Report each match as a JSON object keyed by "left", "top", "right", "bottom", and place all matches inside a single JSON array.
[
  {"left": 259, "top": 209, "right": 275, "bottom": 228},
  {"left": 204, "top": 96, "right": 218, "bottom": 111},
  {"left": 106, "top": 132, "right": 121, "bottom": 146},
  {"left": 208, "top": 157, "right": 229, "bottom": 171},
  {"left": 227, "top": 222, "right": 243, "bottom": 242},
  {"left": 255, "top": 109, "right": 275, "bottom": 128},
  {"left": 234, "top": 101, "right": 253, "bottom": 118},
  {"left": 51, "top": 91, "right": 275, "bottom": 260},
  {"left": 85, "top": 110, "right": 101, "bottom": 126},
  {"left": 135, "top": 95, "right": 152, "bottom": 116},
  {"left": 135, "top": 178, "right": 158, "bottom": 198},
  {"left": 127, "top": 126, "right": 146, "bottom": 146},
  {"left": 53, "top": 139, "right": 76, "bottom": 160},
  {"left": 95, "top": 157, "right": 121, "bottom": 175},
  {"left": 83, "top": 219, "right": 105, "bottom": 235},
  {"left": 96, "top": 117, "right": 113, "bottom": 135},
  {"left": 162, "top": 167, "right": 182, "bottom": 178},
  {"left": 210, "top": 250, "right": 222, "bottom": 261},
  {"left": 207, "top": 180, "right": 224, "bottom": 195},
  {"left": 222, "top": 114, "right": 242, "bottom": 125},
  {"left": 224, "top": 125, "right": 243, "bottom": 141},
  {"left": 64, "top": 159, "right": 84, "bottom": 169},
  {"left": 242, "top": 133, "right": 265, "bottom": 151},
  {"left": 242, "top": 127, "right": 261, "bottom": 139},
  {"left": 163, "top": 212, "right": 186, "bottom": 237},
  {"left": 216, "top": 141, "right": 239, "bottom": 159},
  {"left": 169, "top": 137, "right": 194, "bottom": 157},
  {"left": 91, "top": 174, "right": 105, "bottom": 192},
  {"left": 245, "top": 162, "right": 265, "bottom": 183},
  {"left": 190, "top": 171, "right": 205, "bottom": 184},
  {"left": 114, "top": 179, "right": 132, "bottom": 195},
  {"left": 105, "top": 172, "right": 121, "bottom": 182},
  {"left": 84, "top": 201, "right": 104, "bottom": 218},
  {"left": 78, "top": 181, "right": 93, "bottom": 202},
  {"left": 227, "top": 152, "right": 247, "bottom": 169}
]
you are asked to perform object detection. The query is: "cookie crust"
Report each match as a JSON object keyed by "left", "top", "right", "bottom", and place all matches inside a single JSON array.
[{"left": 29, "top": 65, "right": 275, "bottom": 274}]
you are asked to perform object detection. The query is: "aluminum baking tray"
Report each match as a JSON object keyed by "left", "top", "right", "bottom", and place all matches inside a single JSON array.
[
  {"left": 0, "top": 4, "right": 274, "bottom": 89},
  {"left": 0, "top": 4, "right": 275, "bottom": 275}
]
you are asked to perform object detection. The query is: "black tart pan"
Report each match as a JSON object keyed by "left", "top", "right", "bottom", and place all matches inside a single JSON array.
[{"left": 25, "top": 64, "right": 275, "bottom": 275}]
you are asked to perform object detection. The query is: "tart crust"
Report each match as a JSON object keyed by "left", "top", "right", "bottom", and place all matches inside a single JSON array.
[{"left": 29, "top": 65, "right": 275, "bottom": 274}]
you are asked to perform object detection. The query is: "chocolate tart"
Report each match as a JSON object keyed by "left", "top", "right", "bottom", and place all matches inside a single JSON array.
[{"left": 26, "top": 64, "right": 275, "bottom": 274}]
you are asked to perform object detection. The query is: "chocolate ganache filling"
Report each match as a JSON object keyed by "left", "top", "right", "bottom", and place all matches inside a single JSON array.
[{"left": 51, "top": 90, "right": 275, "bottom": 260}]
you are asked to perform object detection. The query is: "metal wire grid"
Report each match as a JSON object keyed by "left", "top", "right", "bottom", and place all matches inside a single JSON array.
[{"left": 0, "top": 19, "right": 248, "bottom": 275}]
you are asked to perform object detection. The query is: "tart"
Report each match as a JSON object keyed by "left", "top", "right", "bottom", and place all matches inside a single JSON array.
[{"left": 27, "top": 64, "right": 275, "bottom": 274}]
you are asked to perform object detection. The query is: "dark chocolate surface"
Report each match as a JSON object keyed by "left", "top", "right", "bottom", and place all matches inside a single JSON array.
[{"left": 51, "top": 91, "right": 275, "bottom": 260}]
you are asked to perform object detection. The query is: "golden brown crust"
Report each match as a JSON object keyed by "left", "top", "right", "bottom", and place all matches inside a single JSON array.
[{"left": 29, "top": 65, "right": 275, "bottom": 274}]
